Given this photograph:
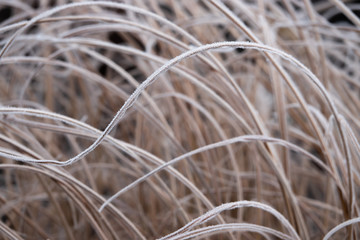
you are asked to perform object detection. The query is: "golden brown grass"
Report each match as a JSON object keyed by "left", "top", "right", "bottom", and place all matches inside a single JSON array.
[{"left": 0, "top": 0, "right": 360, "bottom": 239}]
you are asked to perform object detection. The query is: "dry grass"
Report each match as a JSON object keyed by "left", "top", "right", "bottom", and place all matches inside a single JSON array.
[{"left": 0, "top": 0, "right": 360, "bottom": 239}]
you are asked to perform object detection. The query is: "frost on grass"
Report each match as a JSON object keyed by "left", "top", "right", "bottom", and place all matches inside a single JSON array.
[{"left": 0, "top": 0, "right": 359, "bottom": 239}]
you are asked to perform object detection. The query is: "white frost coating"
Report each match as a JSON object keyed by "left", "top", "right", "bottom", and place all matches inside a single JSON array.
[
  {"left": 162, "top": 223, "right": 292, "bottom": 240},
  {"left": 159, "top": 201, "right": 299, "bottom": 240},
  {"left": 323, "top": 217, "right": 360, "bottom": 240}
]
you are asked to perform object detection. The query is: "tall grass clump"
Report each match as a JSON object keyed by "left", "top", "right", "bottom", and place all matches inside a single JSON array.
[{"left": 0, "top": 0, "right": 360, "bottom": 239}]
